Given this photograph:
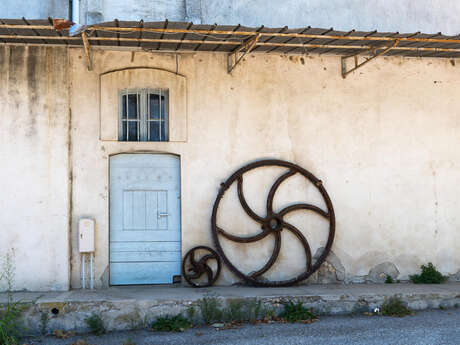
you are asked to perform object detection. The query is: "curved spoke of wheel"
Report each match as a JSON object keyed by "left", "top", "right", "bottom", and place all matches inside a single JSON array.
[
  {"left": 283, "top": 221, "right": 312, "bottom": 270},
  {"left": 237, "top": 176, "right": 264, "bottom": 223},
  {"left": 187, "top": 268, "right": 202, "bottom": 279},
  {"left": 250, "top": 231, "right": 282, "bottom": 279},
  {"left": 204, "top": 264, "right": 214, "bottom": 283},
  {"left": 217, "top": 226, "right": 271, "bottom": 243},
  {"left": 190, "top": 250, "right": 198, "bottom": 267},
  {"left": 187, "top": 252, "right": 202, "bottom": 279},
  {"left": 266, "top": 169, "right": 297, "bottom": 214},
  {"left": 279, "top": 203, "right": 329, "bottom": 219},
  {"left": 197, "top": 254, "right": 214, "bottom": 267}
]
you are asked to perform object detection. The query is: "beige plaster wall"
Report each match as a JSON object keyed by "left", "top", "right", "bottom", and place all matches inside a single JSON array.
[
  {"left": 69, "top": 48, "right": 460, "bottom": 287},
  {"left": 0, "top": 46, "right": 70, "bottom": 291}
]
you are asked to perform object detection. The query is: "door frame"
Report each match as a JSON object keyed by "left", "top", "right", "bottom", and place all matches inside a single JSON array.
[{"left": 107, "top": 151, "right": 182, "bottom": 285}]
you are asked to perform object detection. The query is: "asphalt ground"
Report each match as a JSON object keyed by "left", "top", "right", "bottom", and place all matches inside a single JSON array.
[{"left": 23, "top": 308, "right": 460, "bottom": 345}]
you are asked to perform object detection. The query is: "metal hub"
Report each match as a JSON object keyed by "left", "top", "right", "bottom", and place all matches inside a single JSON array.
[{"left": 266, "top": 216, "right": 283, "bottom": 232}]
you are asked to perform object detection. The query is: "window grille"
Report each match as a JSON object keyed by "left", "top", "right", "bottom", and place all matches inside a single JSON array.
[{"left": 119, "top": 89, "right": 169, "bottom": 142}]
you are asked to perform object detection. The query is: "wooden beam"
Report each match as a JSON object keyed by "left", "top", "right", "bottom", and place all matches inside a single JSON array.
[
  {"left": 81, "top": 31, "right": 93, "bottom": 71},
  {"left": 1, "top": 23, "right": 460, "bottom": 46},
  {"left": 87, "top": 26, "right": 460, "bottom": 45},
  {"left": 228, "top": 34, "right": 261, "bottom": 73},
  {"left": 0, "top": 24, "right": 55, "bottom": 30},
  {"left": 341, "top": 40, "right": 399, "bottom": 78},
  {"left": 1, "top": 33, "right": 460, "bottom": 57}
]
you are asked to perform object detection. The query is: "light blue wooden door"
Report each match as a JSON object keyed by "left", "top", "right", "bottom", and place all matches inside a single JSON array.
[{"left": 109, "top": 154, "right": 181, "bottom": 285}]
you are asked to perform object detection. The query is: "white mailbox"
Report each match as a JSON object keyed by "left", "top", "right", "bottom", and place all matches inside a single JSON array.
[{"left": 79, "top": 218, "right": 95, "bottom": 253}]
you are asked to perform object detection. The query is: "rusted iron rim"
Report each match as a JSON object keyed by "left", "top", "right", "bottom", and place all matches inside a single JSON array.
[
  {"left": 182, "top": 246, "right": 222, "bottom": 288},
  {"left": 211, "top": 159, "right": 335, "bottom": 287}
]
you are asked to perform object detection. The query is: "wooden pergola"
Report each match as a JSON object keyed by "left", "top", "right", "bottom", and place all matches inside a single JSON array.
[{"left": 1, "top": 18, "right": 460, "bottom": 77}]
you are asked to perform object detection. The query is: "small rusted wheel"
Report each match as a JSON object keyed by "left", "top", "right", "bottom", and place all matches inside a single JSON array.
[
  {"left": 182, "top": 246, "right": 222, "bottom": 287},
  {"left": 211, "top": 159, "right": 335, "bottom": 287}
]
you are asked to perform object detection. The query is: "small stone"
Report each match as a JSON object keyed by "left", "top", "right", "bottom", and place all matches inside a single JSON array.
[
  {"left": 448, "top": 269, "right": 460, "bottom": 281},
  {"left": 367, "top": 262, "right": 400, "bottom": 283},
  {"left": 312, "top": 248, "right": 346, "bottom": 283}
]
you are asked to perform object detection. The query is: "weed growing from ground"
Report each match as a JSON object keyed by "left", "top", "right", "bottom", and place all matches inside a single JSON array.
[
  {"left": 197, "top": 295, "right": 223, "bottom": 324},
  {"left": 381, "top": 296, "right": 413, "bottom": 317},
  {"left": 410, "top": 263, "right": 447, "bottom": 284},
  {"left": 85, "top": 314, "right": 106, "bottom": 335},
  {"left": 259, "top": 305, "right": 276, "bottom": 320},
  {"left": 195, "top": 296, "right": 277, "bottom": 326},
  {"left": 385, "top": 276, "right": 394, "bottom": 284},
  {"left": 279, "top": 301, "right": 317, "bottom": 323},
  {"left": 222, "top": 300, "right": 245, "bottom": 323},
  {"left": 0, "top": 249, "right": 22, "bottom": 345},
  {"left": 151, "top": 315, "right": 191, "bottom": 332},
  {"left": 40, "top": 311, "right": 49, "bottom": 335},
  {"left": 186, "top": 305, "right": 197, "bottom": 324},
  {"left": 246, "top": 299, "right": 263, "bottom": 324}
]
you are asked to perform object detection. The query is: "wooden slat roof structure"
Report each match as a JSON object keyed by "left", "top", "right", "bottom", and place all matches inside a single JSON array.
[{"left": 1, "top": 18, "right": 460, "bottom": 59}]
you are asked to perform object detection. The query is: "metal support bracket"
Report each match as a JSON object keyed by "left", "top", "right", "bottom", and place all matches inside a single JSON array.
[
  {"left": 341, "top": 40, "right": 399, "bottom": 78},
  {"left": 227, "top": 34, "right": 261, "bottom": 74},
  {"left": 81, "top": 31, "right": 93, "bottom": 71}
]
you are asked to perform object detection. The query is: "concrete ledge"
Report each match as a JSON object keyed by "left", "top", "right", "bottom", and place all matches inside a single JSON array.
[{"left": 1, "top": 283, "right": 460, "bottom": 335}]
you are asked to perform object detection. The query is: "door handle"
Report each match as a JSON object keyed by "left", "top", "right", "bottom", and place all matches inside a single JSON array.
[{"left": 158, "top": 212, "right": 169, "bottom": 218}]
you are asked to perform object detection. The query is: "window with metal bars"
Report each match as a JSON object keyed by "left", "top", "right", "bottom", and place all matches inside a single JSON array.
[{"left": 118, "top": 89, "right": 169, "bottom": 141}]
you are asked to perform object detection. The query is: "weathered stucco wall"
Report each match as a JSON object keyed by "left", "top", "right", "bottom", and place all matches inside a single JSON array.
[
  {"left": 76, "top": 0, "right": 460, "bottom": 35},
  {"left": 79, "top": 0, "right": 185, "bottom": 25},
  {"left": 199, "top": 0, "right": 460, "bottom": 35},
  {"left": 69, "top": 48, "right": 460, "bottom": 288},
  {"left": 1, "top": 0, "right": 459, "bottom": 35},
  {"left": 0, "top": 0, "right": 68, "bottom": 20},
  {"left": 0, "top": 46, "right": 70, "bottom": 291}
]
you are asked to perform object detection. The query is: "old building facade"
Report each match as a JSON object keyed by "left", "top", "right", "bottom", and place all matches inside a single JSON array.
[{"left": 1, "top": 1, "right": 460, "bottom": 291}]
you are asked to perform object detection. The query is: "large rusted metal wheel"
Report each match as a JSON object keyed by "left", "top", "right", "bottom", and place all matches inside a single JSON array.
[{"left": 211, "top": 159, "right": 335, "bottom": 287}]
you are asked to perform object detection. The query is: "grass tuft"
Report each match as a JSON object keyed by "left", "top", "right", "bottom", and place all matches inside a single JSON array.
[
  {"left": 85, "top": 314, "right": 106, "bottom": 335},
  {"left": 385, "top": 275, "right": 394, "bottom": 284},
  {"left": 151, "top": 315, "right": 191, "bottom": 332},
  {"left": 381, "top": 296, "right": 413, "bottom": 317},
  {"left": 197, "top": 295, "right": 223, "bottom": 325},
  {"left": 279, "top": 301, "right": 317, "bottom": 323},
  {"left": 0, "top": 249, "right": 23, "bottom": 345},
  {"left": 409, "top": 263, "right": 447, "bottom": 284}
]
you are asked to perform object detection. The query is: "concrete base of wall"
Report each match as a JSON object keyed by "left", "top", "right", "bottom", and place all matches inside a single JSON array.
[{"left": 2, "top": 283, "right": 460, "bottom": 335}]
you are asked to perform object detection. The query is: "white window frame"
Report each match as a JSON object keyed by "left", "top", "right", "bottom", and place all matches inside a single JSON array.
[{"left": 118, "top": 88, "right": 169, "bottom": 142}]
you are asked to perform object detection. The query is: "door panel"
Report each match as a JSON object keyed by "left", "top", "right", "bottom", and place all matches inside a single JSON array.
[
  {"left": 111, "top": 251, "right": 181, "bottom": 263},
  {"left": 110, "top": 230, "right": 180, "bottom": 242},
  {"left": 122, "top": 190, "right": 167, "bottom": 230},
  {"left": 109, "top": 154, "right": 181, "bottom": 285},
  {"left": 110, "top": 242, "right": 181, "bottom": 252},
  {"left": 110, "top": 262, "right": 180, "bottom": 285}
]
